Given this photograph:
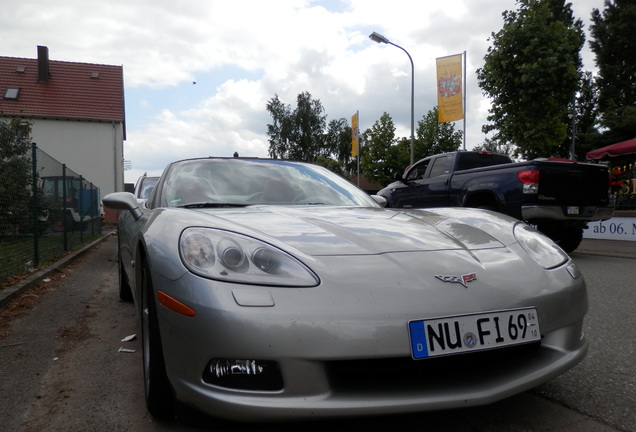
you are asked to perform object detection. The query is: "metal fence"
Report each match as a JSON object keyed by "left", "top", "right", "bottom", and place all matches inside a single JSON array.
[{"left": 1, "top": 142, "right": 102, "bottom": 285}]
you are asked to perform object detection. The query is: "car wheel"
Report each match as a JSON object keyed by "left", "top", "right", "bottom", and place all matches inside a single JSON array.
[
  {"left": 118, "top": 251, "right": 133, "bottom": 302},
  {"left": 141, "top": 259, "right": 175, "bottom": 418}
]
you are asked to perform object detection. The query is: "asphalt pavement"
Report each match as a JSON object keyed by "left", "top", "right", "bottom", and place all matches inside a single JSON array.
[{"left": 573, "top": 238, "right": 636, "bottom": 259}]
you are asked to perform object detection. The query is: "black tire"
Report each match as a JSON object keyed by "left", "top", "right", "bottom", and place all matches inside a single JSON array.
[
  {"left": 118, "top": 251, "right": 133, "bottom": 302},
  {"left": 141, "top": 260, "right": 175, "bottom": 418},
  {"left": 554, "top": 227, "right": 584, "bottom": 253},
  {"left": 537, "top": 224, "right": 583, "bottom": 253}
]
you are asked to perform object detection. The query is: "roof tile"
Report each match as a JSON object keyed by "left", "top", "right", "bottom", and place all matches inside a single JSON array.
[{"left": 0, "top": 55, "right": 124, "bottom": 123}]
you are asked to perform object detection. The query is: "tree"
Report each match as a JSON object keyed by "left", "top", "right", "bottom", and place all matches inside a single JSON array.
[
  {"left": 589, "top": 0, "right": 636, "bottom": 145},
  {"left": 0, "top": 118, "right": 33, "bottom": 234},
  {"left": 360, "top": 113, "right": 407, "bottom": 186},
  {"left": 323, "top": 118, "right": 355, "bottom": 176},
  {"left": 265, "top": 94, "right": 294, "bottom": 160},
  {"left": 265, "top": 92, "right": 356, "bottom": 175},
  {"left": 569, "top": 71, "right": 602, "bottom": 159},
  {"left": 477, "top": 0, "right": 585, "bottom": 160},
  {"left": 472, "top": 137, "right": 516, "bottom": 158},
  {"left": 266, "top": 92, "right": 327, "bottom": 163},
  {"left": 412, "top": 107, "right": 462, "bottom": 159}
]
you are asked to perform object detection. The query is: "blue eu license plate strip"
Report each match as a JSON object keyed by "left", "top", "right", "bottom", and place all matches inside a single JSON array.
[{"left": 409, "top": 308, "right": 540, "bottom": 359}]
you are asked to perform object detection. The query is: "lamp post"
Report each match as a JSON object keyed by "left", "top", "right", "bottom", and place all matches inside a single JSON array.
[{"left": 369, "top": 31, "right": 415, "bottom": 165}]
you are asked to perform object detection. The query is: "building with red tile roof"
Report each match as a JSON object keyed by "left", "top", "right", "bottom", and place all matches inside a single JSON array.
[{"left": 0, "top": 46, "right": 125, "bottom": 222}]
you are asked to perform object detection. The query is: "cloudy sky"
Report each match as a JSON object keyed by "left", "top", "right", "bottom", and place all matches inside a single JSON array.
[{"left": 2, "top": 0, "right": 605, "bottom": 183}]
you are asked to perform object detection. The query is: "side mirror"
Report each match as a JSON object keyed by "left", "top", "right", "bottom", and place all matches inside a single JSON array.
[{"left": 103, "top": 192, "right": 143, "bottom": 220}]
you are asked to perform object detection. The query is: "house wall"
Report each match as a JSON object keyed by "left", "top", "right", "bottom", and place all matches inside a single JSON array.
[
  {"left": 30, "top": 119, "right": 124, "bottom": 195},
  {"left": 29, "top": 119, "right": 124, "bottom": 222}
]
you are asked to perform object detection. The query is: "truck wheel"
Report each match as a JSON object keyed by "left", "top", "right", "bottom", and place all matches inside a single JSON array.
[{"left": 538, "top": 224, "right": 583, "bottom": 253}]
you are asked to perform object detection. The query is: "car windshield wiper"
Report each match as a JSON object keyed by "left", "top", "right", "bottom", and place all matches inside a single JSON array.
[{"left": 180, "top": 203, "right": 249, "bottom": 208}]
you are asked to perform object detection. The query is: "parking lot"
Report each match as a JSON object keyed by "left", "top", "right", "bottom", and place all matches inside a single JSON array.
[{"left": 0, "top": 233, "right": 634, "bottom": 431}]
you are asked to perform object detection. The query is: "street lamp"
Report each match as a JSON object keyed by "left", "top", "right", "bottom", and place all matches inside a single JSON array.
[{"left": 369, "top": 31, "right": 415, "bottom": 165}]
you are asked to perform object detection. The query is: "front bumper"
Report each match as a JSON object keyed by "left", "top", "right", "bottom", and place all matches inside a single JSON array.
[{"left": 153, "top": 249, "right": 589, "bottom": 422}]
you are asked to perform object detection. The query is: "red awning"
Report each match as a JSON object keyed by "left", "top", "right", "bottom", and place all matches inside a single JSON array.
[{"left": 586, "top": 137, "right": 636, "bottom": 160}]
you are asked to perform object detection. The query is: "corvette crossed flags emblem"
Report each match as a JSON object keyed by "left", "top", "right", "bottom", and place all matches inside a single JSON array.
[{"left": 434, "top": 273, "right": 477, "bottom": 288}]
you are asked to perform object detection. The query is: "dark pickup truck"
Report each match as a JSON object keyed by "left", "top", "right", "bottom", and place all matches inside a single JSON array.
[{"left": 377, "top": 151, "right": 614, "bottom": 252}]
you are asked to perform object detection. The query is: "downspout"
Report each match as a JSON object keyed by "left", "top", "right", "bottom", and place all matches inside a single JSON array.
[{"left": 112, "top": 121, "right": 119, "bottom": 192}]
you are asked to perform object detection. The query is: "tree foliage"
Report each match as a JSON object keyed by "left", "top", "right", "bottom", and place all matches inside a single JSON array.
[
  {"left": 358, "top": 109, "right": 464, "bottom": 186},
  {"left": 413, "top": 106, "right": 462, "bottom": 159},
  {"left": 360, "top": 113, "right": 406, "bottom": 186},
  {"left": 0, "top": 118, "right": 33, "bottom": 233},
  {"left": 265, "top": 94, "right": 462, "bottom": 187},
  {"left": 477, "top": 0, "right": 584, "bottom": 159},
  {"left": 266, "top": 92, "right": 326, "bottom": 162},
  {"left": 590, "top": 0, "right": 636, "bottom": 144},
  {"left": 472, "top": 138, "right": 516, "bottom": 158},
  {"left": 323, "top": 117, "right": 356, "bottom": 176},
  {"left": 266, "top": 92, "right": 354, "bottom": 175},
  {"left": 569, "top": 71, "right": 602, "bottom": 159}
]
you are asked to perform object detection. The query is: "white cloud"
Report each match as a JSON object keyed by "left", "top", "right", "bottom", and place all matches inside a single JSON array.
[{"left": 0, "top": 0, "right": 605, "bottom": 183}]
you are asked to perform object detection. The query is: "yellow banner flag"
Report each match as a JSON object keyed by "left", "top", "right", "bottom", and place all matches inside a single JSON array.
[
  {"left": 436, "top": 54, "right": 463, "bottom": 123},
  {"left": 351, "top": 111, "right": 359, "bottom": 157}
]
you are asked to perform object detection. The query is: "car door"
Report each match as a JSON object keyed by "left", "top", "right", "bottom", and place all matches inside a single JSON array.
[
  {"left": 416, "top": 155, "right": 452, "bottom": 207},
  {"left": 389, "top": 159, "right": 431, "bottom": 208},
  {"left": 388, "top": 156, "right": 453, "bottom": 208}
]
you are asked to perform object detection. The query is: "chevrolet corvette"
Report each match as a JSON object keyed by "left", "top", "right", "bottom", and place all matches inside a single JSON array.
[{"left": 103, "top": 157, "right": 588, "bottom": 422}]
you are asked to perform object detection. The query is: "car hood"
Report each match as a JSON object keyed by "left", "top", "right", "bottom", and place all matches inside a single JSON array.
[{"left": 191, "top": 206, "right": 510, "bottom": 256}]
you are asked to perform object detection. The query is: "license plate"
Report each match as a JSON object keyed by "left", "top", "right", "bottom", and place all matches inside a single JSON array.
[
  {"left": 567, "top": 206, "right": 580, "bottom": 215},
  {"left": 409, "top": 308, "right": 540, "bottom": 359}
]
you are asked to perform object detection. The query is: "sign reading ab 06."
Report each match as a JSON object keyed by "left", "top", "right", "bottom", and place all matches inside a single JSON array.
[{"left": 584, "top": 217, "right": 636, "bottom": 241}]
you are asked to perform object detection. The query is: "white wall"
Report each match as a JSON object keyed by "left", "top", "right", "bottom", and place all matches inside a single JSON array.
[{"left": 29, "top": 119, "right": 124, "bottom": 197}]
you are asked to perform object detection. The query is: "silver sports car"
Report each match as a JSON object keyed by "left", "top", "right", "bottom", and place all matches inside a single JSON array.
[{"left": 104, "top": 157, "right": 588, "bottom": 422}]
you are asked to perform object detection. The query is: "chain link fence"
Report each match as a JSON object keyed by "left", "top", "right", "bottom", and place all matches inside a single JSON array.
[{"left": 1, "top": 137, "right": 102, "bottom": 285}]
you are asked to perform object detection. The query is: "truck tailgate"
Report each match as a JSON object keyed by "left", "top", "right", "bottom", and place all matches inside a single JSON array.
[{"left": 537, "top": 163, "right": 609, "bottom": 206}]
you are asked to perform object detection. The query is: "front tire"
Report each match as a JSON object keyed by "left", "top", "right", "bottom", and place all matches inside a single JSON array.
[
  {"left": 141, "top": 259, "right": 174, "bottom": 418},
  {"left": 118, "top": 249, "right": 133, "bottom": 302}
]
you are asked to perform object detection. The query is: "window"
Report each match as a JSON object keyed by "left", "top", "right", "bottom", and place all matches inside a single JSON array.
[
  {"left": 406, "top": 160, "right": 430, "bottom": 180},
  {"left": 428, "top": 156, "right": 451, "bottom": 177},
  {"left": 3, "top": 87, "right": 20, "bottom": 100}
]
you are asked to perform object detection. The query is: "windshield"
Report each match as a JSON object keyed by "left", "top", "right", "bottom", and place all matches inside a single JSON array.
[
  {"left": 156, "top": 158, "right": 379, "bottom": 208},
  {"left": 136, "top": 177, "right": 159, "bottom": 199}
]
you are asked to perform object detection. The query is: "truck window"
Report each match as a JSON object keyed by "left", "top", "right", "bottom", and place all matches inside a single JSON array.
[
  {"left": 428, "top": 156, "right": 451, "bottom": 178},
  {"left": 406, "top": 160, "right": 430, "bottom": 180},
  {"left": 457, "top": 153, "right": 511, "bottom": 171}
]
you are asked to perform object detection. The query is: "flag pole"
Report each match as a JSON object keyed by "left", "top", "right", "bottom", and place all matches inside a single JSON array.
[
  {"left": 351, "top": 111, "right": 360, "bottom": 187},
  {"left": 462, "top": 51, "right": 467, "bottom": 151}
]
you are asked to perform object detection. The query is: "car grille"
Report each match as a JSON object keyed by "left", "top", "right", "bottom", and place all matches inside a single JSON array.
[{"left": 326, "top": 342, "right": 541, "bottom": 391}]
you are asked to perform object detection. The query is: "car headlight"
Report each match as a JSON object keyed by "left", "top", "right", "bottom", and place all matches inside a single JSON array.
[
  {"left": 179, "top": 228, "right": 319, "bottom": 287},
  {"left": 513, "top": 222, "right": 569, "bottom": 269}
]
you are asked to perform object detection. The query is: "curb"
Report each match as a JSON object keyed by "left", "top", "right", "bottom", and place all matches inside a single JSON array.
[
  {"left": 575, "top": 239, "right": 636, "bottom": 260},
  {"left": 0, "top": 230, "right": 116, "bottom": 308}
]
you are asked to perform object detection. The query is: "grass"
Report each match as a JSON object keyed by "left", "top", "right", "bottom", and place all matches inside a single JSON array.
[{"left": 0, "top": 231, "right": 102, "bottom": 287}]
